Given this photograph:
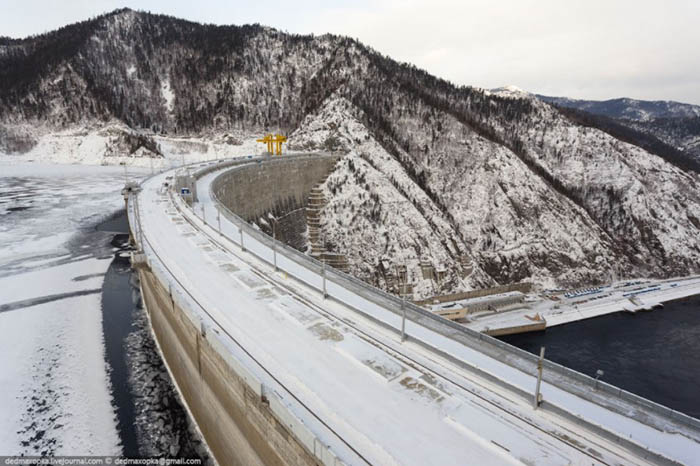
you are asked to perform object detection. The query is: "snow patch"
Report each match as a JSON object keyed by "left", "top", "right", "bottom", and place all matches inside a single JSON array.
[{"left": 161, "top": 78, "right": 175, "bottom": 112}]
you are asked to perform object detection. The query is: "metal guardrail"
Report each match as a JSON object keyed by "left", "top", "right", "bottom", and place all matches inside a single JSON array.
[{"left": 203, "top": 156, "right": 700, "bottom": 435}]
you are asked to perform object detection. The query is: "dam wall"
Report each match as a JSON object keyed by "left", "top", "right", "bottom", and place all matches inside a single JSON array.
[
  {"left": 212, "top": 155, "right": 340, "bottom": 223},
  {"left": 133, "top": 261, "right": 326, "bottom": 465},
  {"left": 211, "top": 154, "right": 339, "bottom": 249}
]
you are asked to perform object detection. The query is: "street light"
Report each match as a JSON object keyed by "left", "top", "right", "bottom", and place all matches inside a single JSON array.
[
  {"left": 270, "top": 208, "right": 303, "bottom": 272},
  {"left": 533, "top": 347, "right": 545, "bottom": 409},
  {"left": 594, "top": 369, "right": 605, "bottom": 390}
]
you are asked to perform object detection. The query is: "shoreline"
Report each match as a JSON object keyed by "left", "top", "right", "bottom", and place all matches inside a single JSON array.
[{"left": 461, "top": 276, "right": 700, "bottom": 335}]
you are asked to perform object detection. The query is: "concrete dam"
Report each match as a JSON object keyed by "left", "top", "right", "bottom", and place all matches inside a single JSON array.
[
  {"left": 126, "top": 153, "right": 700, "bottom": 465},
  {"left": 212, "top": 155, "right": 340, "bottom": 254}
]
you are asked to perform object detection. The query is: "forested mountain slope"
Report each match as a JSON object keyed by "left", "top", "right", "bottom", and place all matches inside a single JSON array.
[
  {"left": 538, "top": 95, "right": 700, "bottom": 165},
  {"left": 2, "top": 9, "right": 699, "bottom": 297}
]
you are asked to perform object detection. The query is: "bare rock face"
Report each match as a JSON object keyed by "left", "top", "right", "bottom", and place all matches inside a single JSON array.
[
  {"left": 0, "top": 124, "right": 37, "bottom": 154},
  {"left": 99, "top": 126, "right": 163, "bottom": 158}
]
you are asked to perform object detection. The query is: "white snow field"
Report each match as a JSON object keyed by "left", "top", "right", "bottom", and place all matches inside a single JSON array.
[
  {"left": 129, "top": 159, "right": 700, "bottom": 465},
  {"left": 1, "top": 123, "right": 267, "bottom": 168},
  {"left": 0, "top": 162, "right": 144, "bottom": 455}
]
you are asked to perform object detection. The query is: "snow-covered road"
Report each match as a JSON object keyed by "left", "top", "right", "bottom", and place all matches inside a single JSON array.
[{"left": 131, "top": 159, "right": 700, "bottom": 465}]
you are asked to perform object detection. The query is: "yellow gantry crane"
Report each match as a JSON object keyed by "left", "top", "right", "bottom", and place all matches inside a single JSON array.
[
  {"left": 273, "top": 134, "right": 287, "bottom": 155},
  {"left": 256, "top": 133, "right": 287, "bottom": 155}
]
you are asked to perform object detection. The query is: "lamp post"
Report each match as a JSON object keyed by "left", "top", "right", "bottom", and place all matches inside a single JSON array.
[
  {"left": 533, "top": 347, "right": 545, "bottom": 409},
  {"left": 393, "top": 263, "right": 410, "bottom": 342},
  {"left": 272, "top": 217, "right": 278, "bottom": 272},
  {"left": 594, "top": 369, "right": 605, "bottom": 390},
  {"left": 320, "top": 224, "right": 328, "bottom": 299},
  {"left": 375, "top": 199, "right": 414, "bottom": 341},
  {"left": 270, "top": 208, "right": 303, "bottom": 272}
]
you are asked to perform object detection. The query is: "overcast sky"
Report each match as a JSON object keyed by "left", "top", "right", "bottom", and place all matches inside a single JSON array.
[{"left": 2, "top": 0, "right": 699, "bottom": 105}]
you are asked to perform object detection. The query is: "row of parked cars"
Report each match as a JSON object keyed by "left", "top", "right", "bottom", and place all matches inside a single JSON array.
[{"left": 564, "top": 287, "right": 604, "bottom": 299}]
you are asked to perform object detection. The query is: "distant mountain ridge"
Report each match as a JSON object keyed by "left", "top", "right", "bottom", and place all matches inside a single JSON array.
[
  {"left": 535, "top": 94, "right": 700, "bottom": 165},
  {"left": 1, "top": 9, "right": 699, "bottom": 297},
  {"left": 537, "top": 95, "right": 700, "bottom": 121}
]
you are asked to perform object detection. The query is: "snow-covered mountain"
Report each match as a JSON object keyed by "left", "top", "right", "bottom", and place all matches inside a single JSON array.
[
  {"left": 2, "top": 9, "right": 699, "bottom": 298},
  {"left": 626, "top": 117, "right": 700, "bottom": 162}
]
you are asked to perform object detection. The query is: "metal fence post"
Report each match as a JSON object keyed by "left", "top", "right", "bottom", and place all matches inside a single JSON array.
[
  {"left": 533, "top": 346, "right": 545, "bottom": 409},
  {"left": 322, "top": 260, "right": 327, "bottom": 298},
  {"left": 240, "top": 227, "right": 246, "bottom": 252},
  {"left": 273, "top": 240, "right": 278, "bottom": 272},
  {"left": 401, "top": 299, "right": 406, "bottom": 342}
]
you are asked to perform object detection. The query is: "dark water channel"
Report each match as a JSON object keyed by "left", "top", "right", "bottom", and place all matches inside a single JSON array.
[
  {"left": 97, "top": 210, "right": 209, "bottom": 460},
  {"left": 101, "top": 231, "right": 139, "bottom": 455},
  {"left": 500, "top": 295, "right": 700, "bottom": 419}
]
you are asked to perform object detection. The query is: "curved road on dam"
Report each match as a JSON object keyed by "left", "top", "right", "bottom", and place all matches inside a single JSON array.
[{"left": 129, "top": 155, "right": 700, "bottom": 466}]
